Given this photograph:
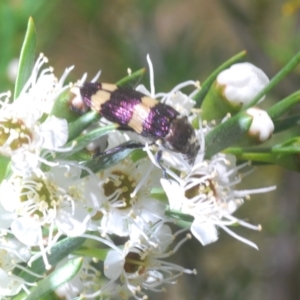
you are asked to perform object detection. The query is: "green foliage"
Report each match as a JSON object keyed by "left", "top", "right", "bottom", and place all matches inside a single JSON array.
[
  {"left": 25, "top": 257, "right": 83, "bottom": 300},
  {"left": 13, "top": 17, "right": 36, "bottom": 100}
]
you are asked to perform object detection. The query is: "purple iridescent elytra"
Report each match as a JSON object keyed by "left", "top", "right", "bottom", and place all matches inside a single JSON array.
[{"left": 80, "top": 82, "right": 199, "bottom": 165}]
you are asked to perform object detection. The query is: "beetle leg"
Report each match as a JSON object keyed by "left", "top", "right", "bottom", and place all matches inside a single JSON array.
[
  {"left": 93, "top": 141, "right": 145, "bottom": 158},
  {"left": 94, "top": 140, "right": 168, "bottom": 178},
  {"left": 155, "top": 150, "right": 168, "bottom": 178}
]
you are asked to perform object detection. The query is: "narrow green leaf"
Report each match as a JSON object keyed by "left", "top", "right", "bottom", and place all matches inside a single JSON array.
[
  {"left": 74, "top": 247, "right": 109, "bottom": 260},
  {"left": 226, "top": 150, "right": 299, "bottom": 171},
  {"left": 204, "top": 113, "right": 252, "bottom": 158},
  {"left": 24, "top": 257, "right": 83, "bottom": 300},
  {"left": 130, "top": 148, "right": 147, "bottom": 162},
  {"left": 245, "top": 50, "right": 300, "bottom": 109},
  {"left": 193, "top": 50, "right": 247, "bottom": 108},
  {"left": 17, "top": 237, "right": 85, "bottom": 283},
  {"left": 165, "top": 208, "right": 194, "bottom": 223},
  {"left": 226, "top": 140, "right": 300, "bottom": 171},
  {"left": 267, "top": 91, "right": 300, "bottom": 120},
  {"left": 273, "top": 114, "right": 300, "bottom": 133},
  {"left": 272, "top": 147, "right": 300, "bottom": 153},
  {"left": 14, "top": 17, "right": 36, "bottom": 100},
  {"left": 58, "top": 149, "right": 93, "bottom": 163},
  {"left": 227, "top": 138, "right": 300, "bottom": 155},
  {"left": 13, "top": 290, "right": 60, "bottom": 300},
  {"left": 56, "top": 123, "right": 117, "bottom": 160},
  {"left": 68, "top": 111, "right": 100, "bottom": 142},
  {"left": 0, "top": 156, "right": 10, "bottom": 182},
  {"left": 200, "top": 82, "right": 240, "bottom": 121},
  {"left": 116, "top": 68, "right": 146, "bottom": 87},
  {"left": 271, "top": 137, "right": 300, "bottom": 153},
  {"left": 151, "top": 187, "right": 168, "bottom": 203}
]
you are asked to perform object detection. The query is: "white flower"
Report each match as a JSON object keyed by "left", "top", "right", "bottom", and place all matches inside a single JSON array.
[
  {"left": 0, "top": 164, "right": 92, "bottom": 269},
  {"left": 162, "top": 90, "right": 195, "bottom": 115},
  {"left": 9, "top": 116, "right": 68, "bottom": 176},
  {"left": 0, "top": 54, "right": 71, "bottom": 175},
  {"left": 15, "top": 53, "right": 73, "bottom": 116},
  {"left": 161, "top": 153, "right": 276, "bottom": 249},
  {"left": 0, "top": 236, "right": 31, "bottom": 297},
  {"left": 103, "top": 222, "right": 195, "bottom": 299},
  {"left": 246, "top": 107, "right": 274, "bottom": 142},
  {"left": 217, "top": 62, "right": 269, "bottom": 108},
  {"left": 89, "top": 157, "right": 165, "bottom": 237}
]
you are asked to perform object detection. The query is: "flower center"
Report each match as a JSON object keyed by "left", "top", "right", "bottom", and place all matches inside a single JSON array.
[
  {"left": 21, "top": 177, "right": 60, "bottom": 217},
  {"left": 185, "top": 176, "right": 217, "bottom": 200},
  {"left": 103, "top": 170, "right": 136, "bottom": 209},
  {"left": 0, "top": 118, "right": 32, "bottom": 151},
  {"left": 124, "top": 251, "right": 146, "bottom": 275}
]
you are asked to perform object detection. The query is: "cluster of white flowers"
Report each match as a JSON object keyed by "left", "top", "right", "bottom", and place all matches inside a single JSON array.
[{"left": 0, "top": 54, "right": 276, "bottom": 299}]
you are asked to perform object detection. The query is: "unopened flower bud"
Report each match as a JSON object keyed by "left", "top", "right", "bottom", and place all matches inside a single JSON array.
[
  {"left": 247, "top": 107, "right": 274, "bottom": 142},
  {"left": 217, "top": 62, "right": 269, "bottom": 108},
  {"left": 201, "top": 62, "right": 269, "bottom": 121}
]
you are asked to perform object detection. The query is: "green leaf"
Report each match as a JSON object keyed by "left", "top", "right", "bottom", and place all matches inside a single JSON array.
[
  {"left": 245, "top": 50, "right": 300, "bottom": 109},
  {"left": 116, "top": 68, "right": 146, "bottom": 87},
  {"left": 55, "top": 123, "right": 117, "bottom": 160},
  {"left": 81, "top": 141, "right": 142, "bottom": 176},
  {"left": 226, "top": 138, "right": 300, "bottom": 171},
  {"left": 74, "top": 247, "right": 109, "bottom": 260},
  {"left": 226, "top": 150, "right": 298, "bottom": 171},
  {"left": 165, "top": 209, "right": 194, "bottom": 227},
  {"left": 130, "top": 148, "right": 147, "bottom": 162},
  {"left": 267, "top": 90, "right": 300, "bottom": 120},
  {"left": 0, "top": 155, "right": 10, "bottom": 182},
  {"left": 200, "top": 81, "right": 242, "bottom": 121},
  {"left": 67, "top": 111, "right": 101, "bottom": 142},
  {"left": 50, "top": 89, "right": 81, "bottom": 123},
  {"left": 151, "top": 187, "right": 168, "bottom": 203},
  {"left": 14, "top": 17, "right": 36, "bottom": 101},
  {"left": 273, "top": 114, "right": 300, "bottom": 133},
  {"left": 271, "top": 137, "right": 300, "bottom": 153},
  {"left": 16, "top": 237, "right": 85, "bottom": 283},
  {"left": 204, "top": 113, "right": 252, "bottom": 158},
  {"left": 193, "top": 50, "right": 247, "bottom": 108},
  {"left": 24, "top": 257, "right": 83, "bottom": 300}
]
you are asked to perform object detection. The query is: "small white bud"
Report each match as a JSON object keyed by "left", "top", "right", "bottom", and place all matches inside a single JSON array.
[
  {"left": 247, "top": 107, "right": 274, "bottom": 141},
  {"left": 217, "top": 62, "right": 269, "bottom": 108}
]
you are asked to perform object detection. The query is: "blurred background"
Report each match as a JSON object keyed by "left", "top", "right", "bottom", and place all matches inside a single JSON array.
[{"left": 1, "top": 0, "right": 300, "bottom": 299}]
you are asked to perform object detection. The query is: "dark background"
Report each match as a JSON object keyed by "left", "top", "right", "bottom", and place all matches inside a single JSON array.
[{"left": 2, "top": 1, "right": 300, "bottom": 299}]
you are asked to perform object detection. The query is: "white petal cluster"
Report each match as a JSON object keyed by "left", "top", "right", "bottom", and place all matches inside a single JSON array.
[
  {"left": 161, "top": 153, "right": 276, "bottom": 249},
  {"left": 103, "top": 222, "right": 195, "bottom": 299},
  {"left": 217, "top": 62, "right": 269, "bottom": 107},
  {"left": 0, "top": 55, "right": 83, "bottom": 294},
  {"left": 0, "top": 237, "right": 30, "bottom": 297},
  {"left": 89, "top": 157, "right": 165, "bottom": 237},
  {"left": 247, "top": 107, "right": 274, "bottom": 141},
  {"left": 0, "top": 54, "right": 69, "bottom": 175}
]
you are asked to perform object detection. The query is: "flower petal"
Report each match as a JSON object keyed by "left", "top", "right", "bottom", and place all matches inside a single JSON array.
[{"left": 191, "top": 221, "right": 219, "bottom": 245}]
